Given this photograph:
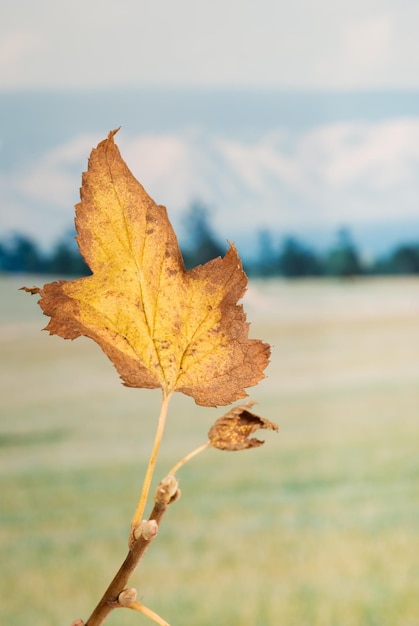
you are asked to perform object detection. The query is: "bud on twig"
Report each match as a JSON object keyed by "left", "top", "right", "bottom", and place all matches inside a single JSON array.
[
  {"left": 133, "top": 519, "right": 159, "bottom": 541},
  {"left": 118, "top": 587, "right": 137, "bottom": 607},
  {"left": 70, "top": 620, "right": 85, "bottom": 626},
  {"left": 155, "top": 474, "right": 179, "bottom": 505}
]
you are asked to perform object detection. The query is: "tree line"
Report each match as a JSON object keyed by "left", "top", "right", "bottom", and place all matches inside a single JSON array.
[{"left": 2, "top": 203, "right": 419, "bottom": 278}]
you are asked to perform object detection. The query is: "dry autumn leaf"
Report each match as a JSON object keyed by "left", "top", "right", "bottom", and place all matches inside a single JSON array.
[
  {"left": 208, "top": 401, "right": 278, "bottom": 450},
  {"left": 23, "top": 129, "right": 270, "bottom": 406}
]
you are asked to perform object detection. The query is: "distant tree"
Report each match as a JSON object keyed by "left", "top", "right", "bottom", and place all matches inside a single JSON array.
[
  {"left": 390, "top": 244, "right": 419, "bottom": 274},
  {"left": 255, "top": 229, "right": 278, "bottom": 277},
  {"left": 369, "top": 255, "right": 392, "bottom": 275},
  {"left": 0, "top": 234, "right": 44, "bottom": 273},
  {"left": 362, "top": 241, "right": 419, "bottom": 275},
  {"left": 325, "top": 227, "right": 363, "bottom": 278},
  {"left": 0, "top": 240, "right": 6, "bottom": 271},
  {"left": 48, "top": 231, "right": 90, "bottom": 275},
  {"left": 279, "top": 236, "right": 324, "bottom": 278},
  {"left": 181, "top": 202, "right": 225, "bottom": 268}
]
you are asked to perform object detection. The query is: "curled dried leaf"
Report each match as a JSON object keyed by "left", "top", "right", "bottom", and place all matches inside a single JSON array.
[{"left": 208, "top": 401, "right": 278, "bottom": 451}]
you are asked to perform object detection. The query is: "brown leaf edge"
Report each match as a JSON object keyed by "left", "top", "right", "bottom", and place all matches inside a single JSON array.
[
  {"left": 208, "top": 401, "right": 278, "bottom": 451},
  {"left": 20, "top": 129, "right": 271, "bottom": 407}
]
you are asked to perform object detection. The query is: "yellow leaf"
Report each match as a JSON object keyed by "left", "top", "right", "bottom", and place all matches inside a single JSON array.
[{"left": 23, "top": 130, "right": 270, "bottom": 407}]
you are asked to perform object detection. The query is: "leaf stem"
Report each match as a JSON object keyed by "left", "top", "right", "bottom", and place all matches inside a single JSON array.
[
  {"left": 128, "top": 601, "right": 171, "bottom": 626},
  {"left": 132, "top": 391, "right": 172, "bottom": 528},
  {"left": 169, "top": 441, "right": 211, "bottom": 476}
]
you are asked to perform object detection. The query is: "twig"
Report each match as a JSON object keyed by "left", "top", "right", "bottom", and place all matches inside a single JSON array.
[
  {"left": 78, "top": 400, "right": 212, "bottom": 626},
  {"left": 84, "top": 491, "right": 177, "bottom": 626},
  {"left": 83, "top": 389, "right": 177, "bottom": 626}
]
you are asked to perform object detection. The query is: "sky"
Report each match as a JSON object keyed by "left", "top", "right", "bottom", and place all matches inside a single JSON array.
[
  {"left": 2, "top": 0, "right": 419, "bottom": 90},
  {"left": 1, "top": 1, "right": 419, "bottom": 258}
]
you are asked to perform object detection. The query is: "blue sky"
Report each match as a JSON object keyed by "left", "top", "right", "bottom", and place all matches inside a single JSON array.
[{"left": 1, "top": 1, "right": 419, "bottom": 258}]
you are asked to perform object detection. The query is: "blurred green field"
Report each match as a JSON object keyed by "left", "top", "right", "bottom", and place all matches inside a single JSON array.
[{"left": 1, "top": 274, "right": 419, "bottom": 626}]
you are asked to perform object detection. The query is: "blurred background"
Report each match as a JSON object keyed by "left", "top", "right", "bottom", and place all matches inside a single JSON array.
[{"left": 1, "top": 1, "right": 419, "bottom": 625}]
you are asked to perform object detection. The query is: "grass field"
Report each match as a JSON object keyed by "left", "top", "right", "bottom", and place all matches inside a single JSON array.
[{"left": 1, "top": 274, "right": 419, "bottom": 626}]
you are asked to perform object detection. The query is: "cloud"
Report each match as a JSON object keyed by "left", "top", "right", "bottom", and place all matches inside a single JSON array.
[
  {"left": 118, "top": 132, "right": 214, "bottom": 209},
  {"left": 340, "top": 14, "right": 394, "bottom": 80},
  {"left": 3, "top": 118, "right": 419, "bottom": 248},
  {"left": 150, "top": 119, "right": 419, "bottom": 230},
  {"left": 318, "top": 120, "right": 419, "bottom": 188},
  {"left": 321, "top": 6, "right": 419, "bottom": 89},
  {"left": 0, "top": 29, "right": 38, "bottom": 70},
  {"left": 282, "top": 119, "right": 419, "bottom": 223},
  {"left": 0, "top": 134, "right": 98, "bottom": 246},
  {"left": 1, "top": 1, "right": 419, "bottom": 88},
  {"left": 13, "top": 135, "right": 97, "bottom": 207}
]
